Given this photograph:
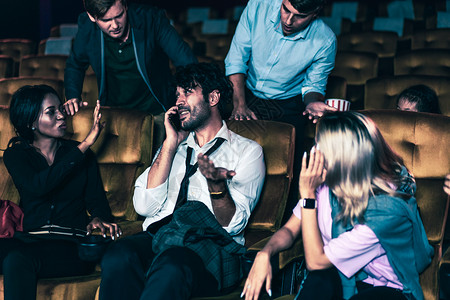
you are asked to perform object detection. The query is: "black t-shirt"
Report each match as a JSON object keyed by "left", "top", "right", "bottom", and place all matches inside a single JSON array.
[{"left": 103, "top": 32, "right": 162, "bottom": 115}]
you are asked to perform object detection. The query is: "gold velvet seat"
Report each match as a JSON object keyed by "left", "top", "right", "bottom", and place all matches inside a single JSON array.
[
  {"left": 361, "top": 110, "right": 450, "bottom": 300},
  {"left": 0, "top": 107, "right": 19, "bottom": 202},
  {"left": 19, "top": 54, "right": 68, "bottom": 81},
  {"left": 333, "top": 51, "right": 379, "bottom": 86},
  {"left": 0, "top": 56, "right": 13, "bottom": 79},
  {"left": 271, "top": 110, "right": 450, "bottom": 300},
  {"left": 411, "top": 28, "right": 450, "bottom": 50},
  {"left": 0, "top": 39, "right": 36, "bottom": 76},
  {"left": 66, "top": 108, "right": 153, "bottom": 234},
  {"left": 226, "top": 120, "right": 295, "bottom": 247},
  {"left": 38, "top": 37, "right": 74, "bottom": 56},
  {"left": 81, "top": 73, "right": 99, "bottom": 107},
  {"left": 189, "top": 120, "right": 295, "bottom": 300},
  {"left": 331, "top": 50, "right": 379, "bottom": 109},
  {"left": 364, "top": 75, "right": 450, "bottom": 116},
  {"left": 0, "top": 107, "right": 154, "bottom": 300},
  {"left": 203, "top": 35, "right": 234, "bottom": 62},
  {"left": 394, "top": 49, "right": 450, "bottom": 77},
  {"left": 337, "top": 31, "right": 398, "bottom": 76},
  {"left": 49, "top": 23, "right": 78, "bottom": 38},
  {"left": 91, "top": 119, "right": 295, "bottom": 300},
  {"left": 324, "top": 75, "right": 347, "bottom": 101},
  {"left": 0, "top": 77, "right": 64, "bottom": 107}
]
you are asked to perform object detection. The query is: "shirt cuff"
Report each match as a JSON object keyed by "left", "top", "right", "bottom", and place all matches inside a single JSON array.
[
  {"left": 133, "top": 178, "right": 169, "bottom": 216},
  {"left": 222, "top": 201, "right": 249, "bottom": 236},
  {"left": 225, "top": 64, "right": 248, "bottom": 77}
]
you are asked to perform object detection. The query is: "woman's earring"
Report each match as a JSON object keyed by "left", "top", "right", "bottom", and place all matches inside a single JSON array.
[{"left": 31, "top": 127, "right": 36, "bottom": 131}]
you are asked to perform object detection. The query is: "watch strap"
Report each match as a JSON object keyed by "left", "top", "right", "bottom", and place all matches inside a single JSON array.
[
  {"left": 300, "top": 198, "right": 317, "bottom": 209},
  {"left": 210, "top": 189, "right": 227, "bottom": 199}
]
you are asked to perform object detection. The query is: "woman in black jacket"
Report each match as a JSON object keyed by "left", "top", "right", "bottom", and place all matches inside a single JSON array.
[{"left": 0, "top": 85, "right": 121, "bottom": 300}]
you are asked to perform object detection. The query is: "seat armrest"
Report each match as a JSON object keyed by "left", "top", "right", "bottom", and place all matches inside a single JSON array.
[
  {"left": 247, "top": 235, "right": 304, "bottom": 271},
  {"left": 279, "top": 237, "right": 304, "bottom": 270},
  {"left": 116, "top": 220, "right": 144, "bottom": 237},
  {"left": 248, "top": 236, "right": 271, "bottom": 251}
]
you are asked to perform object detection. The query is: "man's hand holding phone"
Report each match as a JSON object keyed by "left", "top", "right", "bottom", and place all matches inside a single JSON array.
[
  {"left": 164, "top": 106, "right": 188, "bottom": 150},
  {"left": 169, "top": 110, "right": 181, "bottom": 131}
]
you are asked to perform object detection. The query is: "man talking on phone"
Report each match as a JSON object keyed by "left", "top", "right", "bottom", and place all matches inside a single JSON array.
[{"left": 99, "top": 63, "right": 266, "bottom": 300}]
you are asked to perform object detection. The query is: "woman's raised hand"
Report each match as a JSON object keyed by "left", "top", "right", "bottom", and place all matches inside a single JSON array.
[
  {"left": 84, "top": 100, "right": 105, "bottom": 146},
  {"left": 299, "top": 145, "right": 326, "bottom": 199},
  {"left": 78, "top": 101, "right": 105, "bottom": 153}
]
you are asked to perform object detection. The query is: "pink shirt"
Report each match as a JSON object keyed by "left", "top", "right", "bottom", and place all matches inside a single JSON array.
[{"left": 293, "top": 185, "right": 403, "bottom": 289}]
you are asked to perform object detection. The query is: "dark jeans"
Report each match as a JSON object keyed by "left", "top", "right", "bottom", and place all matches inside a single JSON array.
[
  {"left": 440, "top": 262, "right": 450, "bottom": 299},
  {"left": 0, "top": 237, "right": 95, "bottom": 300},
  {"left": 141, "top": 247, "right": 221, "bottom": 300},
  {"left": 296, "top": 268, "right": 407, "bottom": 300},
  {"left": 99, "top": 231, "right": 221, "bottom": 300},
  {"left": 246, "top": 88, "right": 307, "bottom": 218},
  {"left": 99, "top": 231, "right": 155, "bottom": 300}
]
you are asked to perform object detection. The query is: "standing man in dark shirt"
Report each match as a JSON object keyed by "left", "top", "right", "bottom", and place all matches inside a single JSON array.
[{"left": 63, "top": 0, "right": 197, "bottom": 117}]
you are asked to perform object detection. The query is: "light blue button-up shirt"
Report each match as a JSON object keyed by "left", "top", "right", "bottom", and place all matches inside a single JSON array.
[{"left": 225, "top": 0, "right": 337, "bottom": 101}]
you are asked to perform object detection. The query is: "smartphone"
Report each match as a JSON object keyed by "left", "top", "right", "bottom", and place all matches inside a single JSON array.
[{"left": 169, "top": 112, "right": 181, "bottom": 131}]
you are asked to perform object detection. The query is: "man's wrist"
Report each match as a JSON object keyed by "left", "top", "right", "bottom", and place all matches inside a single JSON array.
[
  {"left": 162, "top": 139, "right": 179, "bottom": 153},
  {"left": 303, "top": 92, "right": 325, "bottom": 106},
  {"left": 208, "top": 180, "right": 228, "bottom": 198},
  {"left": 207, "top": 179, "right": 227, "bottom": 192},
  {"left": 210, "top": 189, "right": 228, "bottom": 199}
]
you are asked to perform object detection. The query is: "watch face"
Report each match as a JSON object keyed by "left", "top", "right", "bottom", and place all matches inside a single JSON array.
[{"left": 303, "top": 198, "right": 316, "bottom": 209}]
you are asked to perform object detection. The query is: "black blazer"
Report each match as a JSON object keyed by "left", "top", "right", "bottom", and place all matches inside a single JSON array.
[{"left": 64, "top": 3, "right": 197, "bottom": 111}]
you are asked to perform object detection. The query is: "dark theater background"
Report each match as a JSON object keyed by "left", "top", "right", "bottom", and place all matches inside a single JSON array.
[{"left": 0, "top": 0, "right": 248, "bottom": 40}]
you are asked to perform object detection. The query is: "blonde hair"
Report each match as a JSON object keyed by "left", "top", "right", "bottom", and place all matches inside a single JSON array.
[{"left": 316, "top": 112, "right": 407, "bottom": 225}]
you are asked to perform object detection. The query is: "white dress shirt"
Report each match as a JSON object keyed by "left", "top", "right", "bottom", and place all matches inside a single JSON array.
[{"left": 133, "top": 121, "right": 266, "bottom": 244}]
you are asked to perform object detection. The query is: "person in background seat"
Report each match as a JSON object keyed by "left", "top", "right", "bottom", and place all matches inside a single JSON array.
[{"left": 396, "top": 84, "right": 441, "bottom": 114}]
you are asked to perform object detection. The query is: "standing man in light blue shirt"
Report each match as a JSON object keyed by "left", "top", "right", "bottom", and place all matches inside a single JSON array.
[
  {"left": 225, "top": 0, "right": 337, "bottom": 214},
  {"left": 225, "top": 0, "right": 337, "bottom": 122}
]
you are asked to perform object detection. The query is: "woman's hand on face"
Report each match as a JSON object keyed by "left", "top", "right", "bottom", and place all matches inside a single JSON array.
[
  {"left": 444, "top": 174, "right": 450, "bottom": 196},
  {"left": 86, "top": 217, "right": 122, "bottom": 240},
  {"left": 83, "top": 101, "right": 105, "bottom": 147},
  {"left": 241, "top": 251, "right": 272, "bottom": 300},
  {"left": 299, "top": 145, "right": 326, "bottom": 199}
]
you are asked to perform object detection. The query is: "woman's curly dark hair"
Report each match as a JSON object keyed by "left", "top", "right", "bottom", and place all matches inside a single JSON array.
[{"left": 173, "top": 63, "right": 233, "bottom": 118}]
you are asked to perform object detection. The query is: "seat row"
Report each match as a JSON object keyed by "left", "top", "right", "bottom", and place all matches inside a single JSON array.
[
  {"left": 0, "top": 108, "right": 448, "bottom": 300},
  {"left": 0, "top": 65, "right": 448, "bottom": 120},
  {"left": 331, "top": 49, "right": 450, "bottom": 113},
  {"left": 0, "top": 105, "right": 296, "bottom": 300}
]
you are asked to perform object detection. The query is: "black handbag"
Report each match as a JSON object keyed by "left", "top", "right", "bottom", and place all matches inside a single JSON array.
[{"left": 77, "top": 234, "right": 112, "bottom": 262}]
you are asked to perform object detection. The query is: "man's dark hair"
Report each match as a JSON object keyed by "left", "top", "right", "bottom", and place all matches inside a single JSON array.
[
  {"left": 174, "top": 63, "right": 233, "bottom": 118},
  {"left": 397, "top": 84, "right": 441, "bottom": 114},
  {"left": 84, "top": 0, "right": 127, "bottom": 18},
  {"left": 9, "top": 85, "right": 61, "bottom": 145},
  {"left": 288, "top": 0, "right": 325, "bottom": 13}
]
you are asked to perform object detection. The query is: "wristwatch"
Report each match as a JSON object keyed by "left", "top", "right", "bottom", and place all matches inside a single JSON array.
[
  {"left": 299, "top": 198, "right": 317, "bottom": 209},
  {"left": 210, "top": 189, "right": 227, "bottom": 199}
]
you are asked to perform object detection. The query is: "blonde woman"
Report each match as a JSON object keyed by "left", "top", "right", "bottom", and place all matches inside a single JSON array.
[{"left": 242, "top": 112, "right": 433, "bottom": 300}]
